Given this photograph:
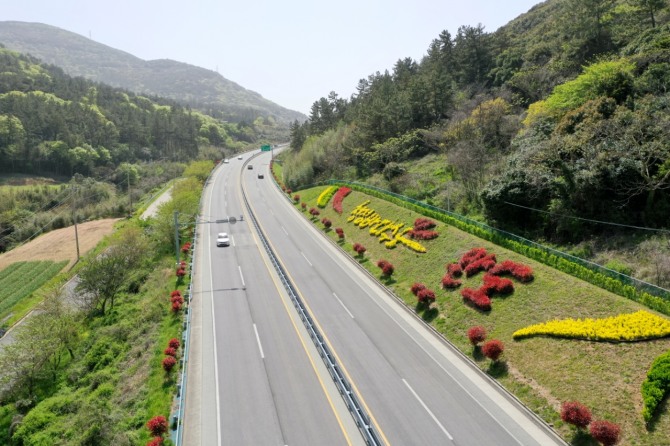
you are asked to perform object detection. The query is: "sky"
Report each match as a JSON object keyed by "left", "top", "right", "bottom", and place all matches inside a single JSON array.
[{"left": 3, "top": 0, "right": 543, "bottom": 115}]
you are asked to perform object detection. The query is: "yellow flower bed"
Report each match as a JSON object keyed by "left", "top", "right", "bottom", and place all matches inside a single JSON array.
[
  {"left": 347, "top": 201, "right": 427, "bottom": 253},
  {"left": 317, "top": 186, "right": 339, "bottom": 208},
  {"left": 513, "top": 310, "right": 670, "bottom": 342}
]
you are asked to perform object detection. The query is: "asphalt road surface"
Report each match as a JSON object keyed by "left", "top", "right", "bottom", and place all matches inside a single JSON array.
[{"left": 184, "top": 150, "right": 567, "bottom": 446}]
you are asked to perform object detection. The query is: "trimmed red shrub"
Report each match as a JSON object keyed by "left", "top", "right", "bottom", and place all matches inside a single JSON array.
[
  {"left": 293, "top": 194, "right": 300, "bottom": 203},
  {"left": 461, "top": 288, "right": 491, "bottom": 311},
  {"left": 589, "top": 420, "right": 621, "bottom": 446},
  {"left": 180, "top": 260, "right": 187, "bottom": 268},
  {"left": 464, "top": 254, "right": 497, "bottom": 277},
  {"left": 301, "top": 202, "right": 307, "bottom": 210},
  {"left": 353, "top": 243, "right": 366, "bottom": 255},
  {"left": 164, "top": 347, "right": 177, "bottom": 357},
  {"left": 512, "top": 264, "right": 534, "bottom": 282},
  {"left": 560, "top": 401, "right": 592, "bottom": 429},
  {"left": 459, "top": 248, "right": 487, "bottom": 268},
  {"left": 170, "top": 290, "right": 182, "bottom": 298},
  {"left": 176, "top": 268, "right": 186, "bottom": 278},
  {"left": 490, "top": 260, "right": 534, "bottom": 282},
  {"left": 407, "top": 229, "right": 439, "bottom": 240},
  {"left": 147, "top": 437, "right": 163, "bottom": 446},
  {"left": 417, "top": 288, "right": 436, "bottom": 305},
  {"left": 447, "top": 263, "right": 463, "bottom": 277},
  {"left": 162, "top": 356, "right": 177, "bottom": 373},
  {"left": 171, "top": 294, "right": 184, "bottom": 305},
  {"left": 309, "top": 207, "right": 320, "bottom": 217},
  {"left": 441, "top": 274, "right": 462, "bottom": 289},
  {"left": 321, "top": 218, "right": 332, "bottom": 229},
  {"left": 335, "top": 227, "right": 344, "bottom": 239},
  {"left": 169, "top": 338, "right": 180, "bottom": 349},
  {"left": 411, "top": 282, "right": 426, "bottom": 295},
  {"left": 414, "top": 218, "right": 436, "bottom": 230},
  {"left": 481, "top": 339, "right": 504, "bottom": 361},
  {"left": 332, "top": 187, "right": 352, "bottom": 214},
  {"left": 181, "top": 242, "right": 191, "bottom": 254},
  {"left": 286, "top": 189, "right": 293, "bottom": 195},
  {"left": 147, "top": 415, "right": 169, "bottom": 437},
  {"left": 481, "top": 274, "right": 514, "bottom": 296},
  {"left": 467, "top": 326, "right": 487, "bottom": 345},
  {"left": 171, "top": 301, "right": 183, "bottom": 313}
]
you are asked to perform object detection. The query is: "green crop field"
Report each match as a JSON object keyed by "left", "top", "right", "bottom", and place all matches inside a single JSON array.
[
  {"left": 295, "top": 185, "right": 670, "bottom": 446},
  {"left": 0, "top": 261, "right": 68, "bottom": 322}
]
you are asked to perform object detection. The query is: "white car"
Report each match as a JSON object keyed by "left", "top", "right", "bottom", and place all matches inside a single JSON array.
[
  {"left": 216, "top": 232, "right": 230, "bottom": 247},
  {"left": 223, "top": 159, "right": 229, "bottom": 163},
  {"left": 237, "top": 155, "right": 243, "bottom": 160}
]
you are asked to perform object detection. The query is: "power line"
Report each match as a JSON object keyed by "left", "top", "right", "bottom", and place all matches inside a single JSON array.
[{"left": 503, "top": 201, "right": 670, "bottom": 233}]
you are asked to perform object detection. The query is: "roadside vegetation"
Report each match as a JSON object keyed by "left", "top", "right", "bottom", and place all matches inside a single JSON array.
[
  {"left": 287, "top": 179, "right": 670, "bottom": 446},
  {"left": 0, "top": 160, "right": 209, "bottom": 445}
]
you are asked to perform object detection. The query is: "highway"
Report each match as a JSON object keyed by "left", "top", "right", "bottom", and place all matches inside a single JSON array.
[{"left": 184, "top": 149, "right": 567, "bottom": 445}]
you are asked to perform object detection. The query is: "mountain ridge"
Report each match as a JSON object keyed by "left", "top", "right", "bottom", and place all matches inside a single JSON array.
[{"left": 0, "top": 21, "right": 306, "bottom": 124}]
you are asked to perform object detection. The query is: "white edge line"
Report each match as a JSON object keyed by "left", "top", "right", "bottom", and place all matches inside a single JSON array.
[
  {"left": 403, "top": 378, "right": 454, "bottom": 441},
  {"left": 281, "top": 225, "right": 288, "bottom": 235},
  {"left": 231, "top": 235, "right": 236, "bottom": 247},
  {"left": 300, "top": 251, "right": 313, "bottom": 267},
  {"left": 253, "top": 323, "right": 265, "bottom": 359},
  {"left": 333, "top": 293, "right": 354, "bottom": 319},
  {"left": 238, "top": 265, "right": 245, "bottom": 287},
  {"left": 207, "top": 173, "right": 223, "bottom": 446}
]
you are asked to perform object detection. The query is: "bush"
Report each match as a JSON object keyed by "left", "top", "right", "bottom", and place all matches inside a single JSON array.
[
  {"left": 353, "top": 243, "right": 366, "bottom": 255},
  {"left": 162, "top": 356, "right": 177, "bottom": 373},
  {"left": 171, "top": 301, "right": 182, "bottom": 313},
  {"left": 417, "top": 288, "right": 436, "bottom": 305},
  {"left": 301, "top": 202, "right": 307, "bottom": 210},
  {"left": 407, "top": 229, "right": 439, "bottom": 240},
  {"left": 461, "top": 288, "right": 492, "bottom": 311},
  {"left": 333, "top": 186, "right": 352, "bottom": 214},
  {"left": 459, "top": 247, "right": 488, "bottom": 268},
  {"left": 335, "top": 227, "right": 345, "bottom": 239},
  {"left": 482, "top": 339, "right": 504, "bottom": 361},
  {"left": 560, "top": 401, "right": 592, "bottom": 429},
  {"left": 641, "top": 350, "right": 670, "bottom": 422},
  {"left": 447, "top": 263, "right": 463, "bottom": 277},
  {"left": 481, "top": 274, "right": 514, "bottom": 295},
  {"left": 309, "top": 207, "right": 320, "bottom": 217},
  {"left": 168, "top": 338, "right": 181, "bottom": 349},
  {"left": 321, "top": 217, "right": 332, "bottom": 229},
  {"left": 293, "top": 194, "right": 300, "bottom": 203},
  {"left": 441, "top": 274, "right": 462, "bottom": 289},
  {"left": 164, "top": 347, "right": 177, "bottom": 357},
  {"left": 146, "top": 415, "right": 168, "bottom": 437},
  {"left": 176, "top": 267, "right": 186, "bottom": 278},
  {"left": 170, "top": 290, "right": 182, "bottom": 298},
  {"left": 467, "top": 326, "right": 487, "bottom": 345},
  {"left": 589, "top": 420, "right": 621, "bottom": 446},
  {"left": 414, "top": 217, "right": 436, "bottom": 230},
  {"left": 147, "top": 437, "right": 163, "bottom": 446},
  {"left": 411, "top": 282, "right": 426, "bottom": 295}
]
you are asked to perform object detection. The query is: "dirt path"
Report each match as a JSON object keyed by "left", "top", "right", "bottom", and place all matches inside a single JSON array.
[{"left": 0, "top": 218, "right": 121, "bottom": 271}]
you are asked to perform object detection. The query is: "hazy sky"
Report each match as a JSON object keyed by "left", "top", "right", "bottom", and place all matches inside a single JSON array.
[{"left": 3, "top": 0, "right": 542, "bottom": 115}]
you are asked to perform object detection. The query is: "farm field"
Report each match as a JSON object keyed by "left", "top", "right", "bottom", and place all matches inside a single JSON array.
[{"left": 294, "top": 184, "right": 670, "bottom": 446}]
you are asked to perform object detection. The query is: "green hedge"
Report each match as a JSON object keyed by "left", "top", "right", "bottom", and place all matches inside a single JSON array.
[
  {"left": 323, "top": 180, "right": 670, "bottom": 316},
  {"left": 642, "top": 350, "right": 670, "bottom": 422}
]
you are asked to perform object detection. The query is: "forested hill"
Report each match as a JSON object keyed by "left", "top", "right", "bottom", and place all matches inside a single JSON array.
[
  {"left": 285, "top": 0, "right": 670, "bottom": 243},
  {"left": 0, "top": 21, "right": 306, "bottom": 124},
  {"left": 0, "top": 46, "right": 260, "bottom": 176}
]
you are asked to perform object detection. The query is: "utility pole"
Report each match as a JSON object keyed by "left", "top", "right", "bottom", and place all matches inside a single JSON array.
[
  {"left": 127, "top": 170, "right": 133, "bottom": 216},
  {"left": 174, "top": 211, "right": 180, "bottom": 265},
  {"left": 72, "top": 185, "right": 80, "bottom": 262}
]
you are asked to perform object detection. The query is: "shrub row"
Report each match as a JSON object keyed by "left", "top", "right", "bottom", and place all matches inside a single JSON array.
[
  {"left": 641, "top": 349, "right": 670, "bottom": 422},
  {"left": 332, "top": 186, "right": 352, "bottom": 214},
  {"left": 329, "top": 181, "right": 670, "bottom": 316},
  {"left": 377, "top": 259, "right": 395, "bottom": 277},
  {"left": 512, "top": 310, "right": 670, "bottom": 341},
  {"left": 560, "top": 401, "right": 621, "bottom": 446},
  {"left": 316, "top": 185, "right": 339, "bottom": 208}
]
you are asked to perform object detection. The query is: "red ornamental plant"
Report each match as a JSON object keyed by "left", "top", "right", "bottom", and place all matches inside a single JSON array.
[
  {"left": 481, "top": 274, "right": 514, "bottom": 295},
  {"left": 414, "top": 218, "right": 436, "bottom": 230},
  {"left": 176, "top": 267, "right": 186, "bottom": 278},
  {"left": 481, "top": 339, "right": 504, "bottom": 362},
  {"left": 332, "top": 186, "right": 352, "bottom": 214},
  {"left": 411, "top": 282, "right": 426, "bottom": 295},
  {"left": 459, "top": 247, "right": 487, "bottom": 268},
  {"left": 171, "top": 294, "right": 184, "bottom": 305},
  {"left": 309, "top": 207, "right": 320, "bottom": 217},
  {"left": 441, "top": 274, "right": 462, "bottom": 289},
  {"left": 286, "top": 189, "right": 293, "bottom": 195},
  {"left": 417, "top": 288, "right": 436, "bottom": 305},
  {"left": 170, "top": 290, "right": 182, "bottom": 298},
  {"left": 171, "top": 301, "right": 183, "bottom": 313},
  {"left": 162, "top": 356, "right": 177, "bottom": 373},
  {"left": 353, "top": 243, "right": 366, "bottom": 255},
  {"left": 164, "top": 347, "right": 177, "bottom": 357},
  {"left": 293, "top": 194, "right": 300, "bottom": 203},
  {"left": 335, "top": 227, "right": 345, "bottom": 239},
  {"left": 301, "top": 202, "right": 307, "bottom": 210},
  {"left": 407, "top": 229, "right": 439, "bottom": 240},
  {"left": 147, "top": 415, "right": 169, "bottom": 437},
  {"left": 376, "top": 259, "right": 394, "bottom": 277},
  {"left": 464, "top": 254, "right": 497, "bottom": 277},
  {"left": 147, "top": 437, "right": 163, "bottom": 446},
  {"left": 461, "top": 288, "right": 492, "bottom": 311},
  {"left": 169, "top": 338, "right": 180, "bottom": 349},
  {"left": 467, "top": 326, "right": 487, "bottom": 346},
  {"left": 560, "top": 401, "right": 592, "bottom": 429},
  {"left": 589, "top": 420, "right": 621, "bottom": 446},
  {"left": 321, "top": 217, "right": 332, "bottom": 229},
  {"left": 180, "top": 242, "right": 191, "bottom": 254},
  {"left": 447, "top": 263, "right": 463, "bottom": 277},
  {"left": 489, "top": 260, "right": 534, "bottom": 282}
]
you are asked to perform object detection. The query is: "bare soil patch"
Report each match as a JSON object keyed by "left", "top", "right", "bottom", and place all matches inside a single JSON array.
[{"left": 0, "top": 219, "right": 121, "bottom": 271}]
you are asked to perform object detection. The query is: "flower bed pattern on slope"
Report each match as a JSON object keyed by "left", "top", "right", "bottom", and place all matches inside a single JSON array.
[
  {"left": 513, "top": 310, "right": 670, "bottom": 342},
  {"left": 317, "top": 185, "right": 339, "bottom": 208}
]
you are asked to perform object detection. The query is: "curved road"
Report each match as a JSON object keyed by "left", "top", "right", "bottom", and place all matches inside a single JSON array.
[{"left": 185, "top": 150, "right": 567, "bottom": 445}]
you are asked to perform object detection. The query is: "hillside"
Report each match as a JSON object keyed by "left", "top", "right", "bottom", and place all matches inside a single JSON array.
[{"left": 0, "top": 21, "right": 306, "bottom": 124}]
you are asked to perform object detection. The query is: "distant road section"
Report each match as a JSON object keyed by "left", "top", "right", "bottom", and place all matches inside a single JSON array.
[{"left": 141, "top": 184, "right": 173, "bottom": 220}]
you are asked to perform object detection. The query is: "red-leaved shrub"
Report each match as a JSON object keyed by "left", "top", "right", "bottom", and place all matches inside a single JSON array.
[
  {"left": 464, "top": 254, "right": 497, "bottom": 277},
  {"left": 176, "top": 267, "right": 186, "bottom": 278},
  {"left": 414, "top": 218, "right": 436, "bottom": 230},
  {"left": 170, "top": 290, "right": 182, "bottom": 298},
  {"left": 376, "top": 260, "right": 394, "bottom": 277},
  {"left": 560, "top": 401, "right": 592, "bottom": 429},
  {"left": 147, "top": 415, "right": 169, "bottom": 437},
  {"left": 489, "top": 260, "right": 534, "bottom": 282},
  {"left": 171, "top": 301, "right": 182, "bottom": 313},
  {"left": 417, "top": 288, "right": 436, "bottom": 305},
  {"left": 481, "top": 274, "right": 514, "bottom": 296},
  {"left": 461, "top": 288, "right": 492, "bottom": 311},
  {"left": 332, "top": 187, "right": 352, "bottom": 214},
  {"left": 410, "top": 283, "right": 426, "bottom": 295},
  {"left": 309, "top": 207, "right": 320, "bottom": 217},
  {"left": 441, "top": 274, "right": 462, "bottom": 289},
  {"left": 147, "top": 436, "right": 163, "bottom": 446},
  {"left": 181, "top": 242, "right": 191, "bottom": 254},
  {"left": 459, "top": 248, "right": 488, "bottom": 268},
  {"left": 589, "top": 420, "right": 621, "bottom": 446},
  {"left": 164, "top": 347, "right": 177, "bottom": 357},
  {"left": 321, "top": 217, "right": 332, "bottom": 229},
  {"left": 481, "top": 339, "right": 504, "bottom": 361},
  {"left": 335, "top": 228, "right": 344, "bottom": 239},
  {"left": 301, "top": 202, "right": 307, "bottom": 210},
  {"left": 447, "top": 263, "right": 463, "bottom": 277},
  {"left": 467, "top": 326, "right": 487, "bottom": 345},
  {"left": 293, "top": 194, "right": 300, "bottom": 203},
  {"left": 407, "top": 229, "right": 439, "bottom": 240},
  {"left": 353, "top": 243, "right": 366, "bottom": 255},
  {"left": 162, "top": 356, "right": 177, "bottom": 373},
  {"left": 169, "top": 338, "right": 180, "bottom": 349}
]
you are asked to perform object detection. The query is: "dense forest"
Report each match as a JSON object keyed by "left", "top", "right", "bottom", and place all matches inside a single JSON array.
[{"left": 285, "top": 0, "right": 670, "bottom": 246}]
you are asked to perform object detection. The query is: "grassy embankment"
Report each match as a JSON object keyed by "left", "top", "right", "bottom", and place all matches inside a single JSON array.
[{"left": 292, "top": 183, "right": 670, "bottom": 446}]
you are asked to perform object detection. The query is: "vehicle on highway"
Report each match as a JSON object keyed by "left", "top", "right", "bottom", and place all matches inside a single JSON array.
[
  {"left": 238, "top": 155, "right": 243, "bottom": 160},
  {"left": 257, "top": 173, "right": 264, "bottom": 179},
  {"left": 247, "top": 165, "right": 253, "bottom": 170},
  {"left": 223, "top": 159, "right": 229, "bottom": 163},
  {"left": 216, "top": 232, "right": 230, "bottom": 247}
]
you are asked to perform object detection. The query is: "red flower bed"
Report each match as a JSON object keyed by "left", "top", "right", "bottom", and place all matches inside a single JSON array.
[
  {"left": 411, "top": 282, "right": 426, "bottom": 295},
  {"left": 414, "top": 218, "right": 436, "bottom": 230},
  {"left": 332, "top": 186, "right": 352, "bottom": 214},
  {"left": 481, "top": 274, "right": 514, "bottom": 295},
  {"left": 441, "top": 274, "right": 462, "bottom": 289},
  {"left": 464, "top": 254, "right": 496, "bottom": 277},
  {"left": 467, "top": 326, "right": 487, "bottom": 345},
  {"left": 147, "top": 415, "right": 169, "bottom": 437},
  {"left": 461, "top": 288, "right": 491, "bottom": 311},
  {"left": 560, "top": 401, "right": 592, "bottom": 429},
  {"left": 589, "top": 420, "right": 621, "bottom": 446},
  {"left": 417, "top": 288, "right": 436, "bottom": 305},
  {"left": 407, "top": 229, "right": 439, "bottom": 240},
  {"left": 446, "top": 263, "right": 463, "bottom": 277},
  {"left": 459, "top": 247, "right": 488, "bottom": 268},
  {"left": 162, "top": 356, "right": 177, "bottom": 372},
  {"left": 489, "top": 260, "right": 534, "bottom": 282}
]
